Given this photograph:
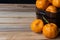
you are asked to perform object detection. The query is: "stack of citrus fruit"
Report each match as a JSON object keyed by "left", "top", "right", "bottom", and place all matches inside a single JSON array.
[
  {"left": 31, "top": 19, "right": 59, "bottom": 39},
  {"left": 36, "top": 0, "right": 60, "bottom": 13},
  {"left": 30, "top": 0, "right": 60, "bottom": 39}
]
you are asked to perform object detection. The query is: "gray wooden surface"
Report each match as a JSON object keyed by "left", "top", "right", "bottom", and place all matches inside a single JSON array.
[
  {"left": 0, "top": 4, "right": 35, "bottom": 12},
  {"left": 0, "top": 4, "right": 59, "bottom": 40},
  {"left": 0, "top": 4, "right": 36, "bottom": 31},
  {"left": 0, "top": 32, "right": 59, "bottom": 40},
  {"left": 0, "top": 11, "right": 36, "bottom": 31}
]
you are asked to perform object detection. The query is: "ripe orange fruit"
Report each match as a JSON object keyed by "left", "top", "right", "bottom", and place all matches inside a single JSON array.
[
  {"left": 48, "top": 0, "right": 52, "bottom": 3},
  {"left": 46, "top": 5, "right": 57, "bottom": 13},
  {"left": 36, "top": 0, "right": 49, "bottom": 10},
  {"left": 31, "top": 19, "right": 44, "bottom": 33},
  {"left": 43, "top": 23, "right": 59, "bottom": 38},
  {"left": 52, "top": 0, "right": 60, "bottom": 8}
]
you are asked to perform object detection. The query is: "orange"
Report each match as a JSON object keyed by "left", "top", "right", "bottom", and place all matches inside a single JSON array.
[
  {"left": 52, "top": 0, "right": 60, "bottom": 8},
  {"left": 43, "top": 23, "right": 59, "bottom": 38},
  {"left": 46, "top": 5, "right": 57, "bottom": 13},
  {"left": 31, "top": 19, "right": 44, "bottom": 33},
  {"left": 36, "top": 0, "right": 49, "bottom": 10},
  {"left": 48, "top": 0, "right": 52, "bottom": 3}
]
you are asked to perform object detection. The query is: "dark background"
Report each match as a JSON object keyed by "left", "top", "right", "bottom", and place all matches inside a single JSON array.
[{"left": 0, "top": 0, "right": 36, "bottom": 4}]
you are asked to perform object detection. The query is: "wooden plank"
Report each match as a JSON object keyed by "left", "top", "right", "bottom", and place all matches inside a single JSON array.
[
  {"left": 0, "top": 24, "right": 30, "bottom": 28},
  {"left": 0, "top": 4, "right": 35, "bottom": 12},
  {"left": 0, "top": 32, "right": 47, "bottom": 40},
  {"left": 0, "top": 11, "right": 36, "bottom": 18},
  {"left": 0, "top": 18, "right": 35, "bottom": 24},
  {"left": 0, "top": 4, "right": 35, "bottom": 8},
  {"left": 0, "top": 32, "right": 59, "bottom": 40}
]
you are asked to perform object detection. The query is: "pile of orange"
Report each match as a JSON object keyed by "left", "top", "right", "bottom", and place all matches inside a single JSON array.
[
  {"left": 31, "top": 19, "right": 59, "bottom": 39},
  {"left": 36, "top": 0, "right": 60, "bottom": 13},
  {"left": 30, "top": 0, "right": 60, "bottom": 39}
]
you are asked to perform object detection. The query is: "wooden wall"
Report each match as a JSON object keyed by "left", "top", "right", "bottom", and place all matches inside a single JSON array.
[{"left": 0, "top": 4, "right": 36, "bottom": 31}]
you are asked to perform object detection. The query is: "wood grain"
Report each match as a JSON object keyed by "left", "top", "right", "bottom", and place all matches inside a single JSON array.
[
  {"left": 0, "top": 4, "right": 36, "bottom": 31},
  {"left": 0, "top": 4, "right": 35, "bottom": 12},
  {"left": 0, "top": 11, "right": 36, "bottom": 18},
  {"left": 0, "top": 4, "right": 59, "bottom": 40},
  {"left": 0, "top": 32, "right": 59, "bottom": 40},
  {"left": 0, "top": 11, "right": 36, "bottom": 31}
]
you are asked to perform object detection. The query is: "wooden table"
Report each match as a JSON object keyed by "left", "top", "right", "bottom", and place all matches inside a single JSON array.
[
  {"left": 0, "top": 4, "right": 59, "bottom": 40},
  {"left": 0, "top": 31, "right": 59, "bottom": 40}
]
